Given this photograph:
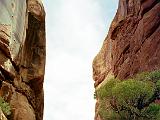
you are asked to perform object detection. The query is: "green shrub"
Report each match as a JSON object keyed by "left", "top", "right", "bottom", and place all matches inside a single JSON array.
[
  {"left": 96, "top": 78, "right": 119, "bottom": 100},
  {"left": 156, "top": 80, "right": 160, "bottom": 90},
  {"left": 96, "top": 71, "right": 160, "bottom": 120},
  {"left": 141, "top": 103, "right": 160, "bottom": 119},
  {"left": 112, "top": 79, "right": 154, "bottom": 108},
  {"left": 0, "top": 97, "right": 11, "bottom": 116},
  {"left": 98, "top": 99, "right": 120, "bottom": 120},
  {"left": 146, "top": 103, "right": 160, "bottom": 116},
  {"left": 135, "top": 70, "right": 160, "bottom": 83}
]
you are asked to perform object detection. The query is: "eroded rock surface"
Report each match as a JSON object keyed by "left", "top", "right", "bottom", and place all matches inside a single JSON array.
[
  {"left": 0, "top": 0, "right": 45, "bottom": 120},
  {"left": 0, "top": 108, "right": 7, "bottom": 120},
  {"left": 93, "top": 0, "right": 160, "bottom": 119}
]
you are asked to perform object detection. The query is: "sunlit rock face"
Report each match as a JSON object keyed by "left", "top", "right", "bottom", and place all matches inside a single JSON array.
[
  {"left": 93, "top": 0, "right": 160, "bottom": 119},
  {"left": 0, "top": 108, "right": 7, "bottom": 120},
  {"left": 0, "top": 0, "right": 45, "bottom": 120}
]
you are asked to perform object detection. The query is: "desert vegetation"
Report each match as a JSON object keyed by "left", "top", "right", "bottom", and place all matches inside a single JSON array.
[{"left": 95, "top": 71, "right": 160, "bottom": 120}]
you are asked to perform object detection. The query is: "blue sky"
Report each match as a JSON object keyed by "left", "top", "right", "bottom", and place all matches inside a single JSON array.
[{"left": 43, "top": 0, "right": 118, "bottom": 120}]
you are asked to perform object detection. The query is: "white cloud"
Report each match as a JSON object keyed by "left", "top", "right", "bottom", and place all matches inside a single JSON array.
[{"left": 43, "top": 0, "right": 118, "bottom": 120}]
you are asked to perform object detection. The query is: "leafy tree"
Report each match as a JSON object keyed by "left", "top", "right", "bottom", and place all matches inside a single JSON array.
[{"left": 96, "top": 71, "right": 160, "bottom": 120}]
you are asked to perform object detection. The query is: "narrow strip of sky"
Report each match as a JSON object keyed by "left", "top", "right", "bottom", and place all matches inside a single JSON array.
[{"left": 43, "top": 0, "right": 118, "bottom": 120}]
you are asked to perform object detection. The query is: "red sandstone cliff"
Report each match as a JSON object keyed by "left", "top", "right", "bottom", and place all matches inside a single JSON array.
[
  {"left": 93, "top": 0, "right": 160, "bottom": 119},
  {"left": 0, "top": 0, "right": 45, "bottom": 120}
]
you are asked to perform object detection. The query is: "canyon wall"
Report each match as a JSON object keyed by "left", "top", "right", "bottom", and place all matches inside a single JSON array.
[
  {"left": 93, "top": 0, "right": 160, "bottom": 119},
  {"left": 0, "top": 0, "right": 45, "bottom": 120}
]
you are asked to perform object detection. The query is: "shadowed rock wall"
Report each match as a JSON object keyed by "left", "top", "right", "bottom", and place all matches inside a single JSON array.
[
  {"left": 0, "top": 0, "right": 45, "bottom": 120},
  {"left": 93, "top": 0, "right": 160, "bottom": 119}
]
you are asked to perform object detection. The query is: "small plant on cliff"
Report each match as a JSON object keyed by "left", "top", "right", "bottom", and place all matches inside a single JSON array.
[
  {"left": 96, "top": 71, "right": 160, "bottom": 120},
  {"left": 0, "top": 97, "right": 11, "bottom": 116}
]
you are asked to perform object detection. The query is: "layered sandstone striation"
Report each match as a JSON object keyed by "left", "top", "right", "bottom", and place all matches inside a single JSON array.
[
  {"left": 0, "top": 0, "right": 45, "bottom": 120},
  {"left": 93, "top": 0, "right": 160, "bottom": 119}
]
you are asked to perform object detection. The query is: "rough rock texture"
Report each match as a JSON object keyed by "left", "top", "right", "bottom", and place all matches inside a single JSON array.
[
  {"left": 0, "top": 109, "right": 7, "bottom": 120},
  {"left": 0, "top": 0, "right": 45, "bottom": 120},
  {"left": 93, "top": 0, "right": 160, "bottom": 119}
]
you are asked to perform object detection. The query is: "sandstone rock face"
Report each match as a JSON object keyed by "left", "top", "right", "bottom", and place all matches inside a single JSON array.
[
  {"left": 93, "top": 0, "right": 160, "bottom": 119},
  {"left": 0, "top": 108, "right": 7, "bottom": 120},
  {"left": 0, "top": 0, "right": 45, "bottom": 120}
]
